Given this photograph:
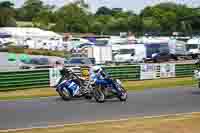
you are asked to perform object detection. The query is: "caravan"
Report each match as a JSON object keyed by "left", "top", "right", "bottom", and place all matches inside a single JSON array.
[{"left": 114, "top": 43, "right": 171, "bottom": 63}]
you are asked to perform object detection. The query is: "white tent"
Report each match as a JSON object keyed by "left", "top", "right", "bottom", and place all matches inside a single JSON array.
[
  {"left": 0, "top": 27, "right": 62, "bottom": 39},
  {"left": 0, "top": 27, "right": 64, "bottom": 50}
]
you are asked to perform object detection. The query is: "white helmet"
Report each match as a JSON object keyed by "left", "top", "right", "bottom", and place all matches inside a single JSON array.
[{"left": 92, "top": 66, "right": 102, "bottom": 73}]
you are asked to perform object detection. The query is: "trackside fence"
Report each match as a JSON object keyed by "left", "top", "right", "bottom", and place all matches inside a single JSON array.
[
  {"left": 0, "top": 69, "right": 49, "bottom": 91},
  {"left": 0, "top": 63, "right": 198, "bottom": 91},
  {"left": 104, "top": 65, "right": 140, "bottom": 80},
  {"left": 175, "top": 64, "right": 196, "bottom": 77}
]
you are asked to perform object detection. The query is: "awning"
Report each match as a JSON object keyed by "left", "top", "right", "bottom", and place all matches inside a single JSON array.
[{"left": 0, "top": 32, "right": 11, "bottom": 38}]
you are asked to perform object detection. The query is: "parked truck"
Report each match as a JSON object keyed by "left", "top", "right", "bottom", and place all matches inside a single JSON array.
[
  {"left": 168, "top": 39, "right": 188, "bottom": 60},
  {"left": 87, "top": 45, "right": 112, "bottom": 64},
  {"left": 116, "top": 43, "right": 171, "bottom": 63}
]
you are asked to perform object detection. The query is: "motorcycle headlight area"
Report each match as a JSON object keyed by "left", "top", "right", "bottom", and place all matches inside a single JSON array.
[
  {"left": 194, "top": 70, "right": 199, "bottom": 74},
  {"left": 116, "top": 79, "right": 122, "bottom": 85}
]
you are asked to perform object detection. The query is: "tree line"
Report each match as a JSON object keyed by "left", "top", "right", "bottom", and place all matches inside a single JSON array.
[{"left": 0, "top": 0, "right": 200, "bottom": 35}]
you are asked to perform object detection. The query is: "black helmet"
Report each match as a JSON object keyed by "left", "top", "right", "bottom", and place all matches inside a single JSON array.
[{"left": 60, "top": 68, "right": 71, "bottom": 76}]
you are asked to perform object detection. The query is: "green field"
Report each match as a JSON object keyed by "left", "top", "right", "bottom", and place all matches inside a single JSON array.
[
  {"left": 16, "top": 21, "right": 55, "bottom": 28},
  {"left": 16, "top": 21, "right": 33, "bottom": 27}
]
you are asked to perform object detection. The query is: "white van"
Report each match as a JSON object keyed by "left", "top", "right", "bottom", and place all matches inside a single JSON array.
[
  {"left": 114, "top": 45, "right": 136, "bottom": 63},
  {"left": 186, "top": 38, "right": 200, "bottom": 58},
  {"left": 135, "top": 43, "right": 170, "bottom": 63},
  {"left": 115, "top": 43, "right": 171, "bottom": 63}
]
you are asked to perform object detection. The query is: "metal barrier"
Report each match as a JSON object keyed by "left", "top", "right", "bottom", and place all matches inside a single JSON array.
[
  {"left": 104, "top": 65, "right": 141, "bottom": 80},
  {"left": 0, "top": 69, "right": 49, "bottom": 91},
  {"left": 175, "top": 64, "right": 196, "bottom": 77},
  {"left": 0, "top": 63, "right": 198, "bottom": 91}
]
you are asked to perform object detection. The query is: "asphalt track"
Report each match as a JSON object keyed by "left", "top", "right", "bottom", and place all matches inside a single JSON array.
[{"left": 1, "top": 87, "right": 200, "bottom": 130}]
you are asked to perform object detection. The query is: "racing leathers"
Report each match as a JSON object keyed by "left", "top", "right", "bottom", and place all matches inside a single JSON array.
[{"left": 90, "top": 67, "right": 122, "bottom": 96}]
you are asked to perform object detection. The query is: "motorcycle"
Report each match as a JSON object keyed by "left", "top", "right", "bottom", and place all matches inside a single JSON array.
[
  {"left": 55, "top": 68, "right": 93, "bottom": 101},
  {"left": 92, "top": 68, "right": 128, "bottom": 103}
]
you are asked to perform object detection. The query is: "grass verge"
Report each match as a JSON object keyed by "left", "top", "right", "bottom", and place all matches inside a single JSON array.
[
  {"left": 0, "top": 46, "right": 70, "bottom": 58},
  {"left": 4, "top": 112, "right": 200, "bottom": 133},
  {"left": 124, "top": 77, "right": 197, "bottom": 91},
  {"left": 0, "top": 77, "right": 197, "bottom": 101}
]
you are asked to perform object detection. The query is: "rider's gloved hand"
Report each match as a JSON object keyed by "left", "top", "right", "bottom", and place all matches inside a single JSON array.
[{"left": 105, "top": 75, "right": 111, "bottom": 79}]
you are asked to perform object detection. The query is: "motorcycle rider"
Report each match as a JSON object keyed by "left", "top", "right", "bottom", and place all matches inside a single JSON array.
[
  {"left": 90, "top": 65, "right": 122, "bottom": 96},
  {"left": 56, "top": 68, "right": 83, "bottom": 90}
]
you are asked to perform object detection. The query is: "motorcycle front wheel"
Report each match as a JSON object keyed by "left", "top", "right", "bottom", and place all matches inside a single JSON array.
[
  {"left": 117, "top": 86, "right": 128, "bottom": 102},
  {"left": 57, "top": 87, "right": 73, "bottom": 101},
  {"left": 93, "top": 87, "right": 105, "bottom": 103}
]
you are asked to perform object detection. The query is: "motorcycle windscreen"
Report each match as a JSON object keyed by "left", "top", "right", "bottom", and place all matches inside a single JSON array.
[{"left": 66, "top": 80, "right": 80, "bottom": 96}]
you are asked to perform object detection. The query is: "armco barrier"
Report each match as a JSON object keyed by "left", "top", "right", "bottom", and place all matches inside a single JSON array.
[
  {"left": 0, "top": 63, "right": 198, "bottom": 91},
  {"left": 104, "top": 65, "right": 141, "bottom": 80},
  {"left": 0, "top": 69, "right": 49, "bottom": 91},
  {"left": 175, "top": 64, "right": 196, "bottom": 77}
]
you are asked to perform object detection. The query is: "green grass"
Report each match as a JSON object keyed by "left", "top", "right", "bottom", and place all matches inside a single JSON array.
[
  {"left": 0, "top": 77, "right": 197, "bottom": 101},
  {"left": 123, "top": 77, "right": 197, "bottom": 91},
  {"left": 16, "top": 21, "right": 33, "bottom": 27},
  {"left": 0, "top": 88, "right": 57, "bottom": 101},
  {"left": 16, "top": 21, "right": 56, "bottom": 28}
]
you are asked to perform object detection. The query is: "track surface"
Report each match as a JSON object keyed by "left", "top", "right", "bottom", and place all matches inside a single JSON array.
[{"left": 1, "top": 87, "right": 200, "bottom": 130}]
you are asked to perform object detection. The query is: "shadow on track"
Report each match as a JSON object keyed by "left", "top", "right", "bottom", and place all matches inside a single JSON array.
[
  {"left": 54, "top": 96, "right": 127, "bottom": 104},
  {"left": 191, "top": 90, "right": 200, "bottom": 95}
]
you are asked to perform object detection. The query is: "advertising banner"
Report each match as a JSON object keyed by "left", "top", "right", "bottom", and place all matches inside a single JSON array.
[
  {"left": 140, "top": 64, "right": 160, "bottom": 80},
  {"left": 160, "top": 64, "right": 175, "bottom": 78},
  {"left": 49, "top": 68, "right": 62, "bottom": 87}
]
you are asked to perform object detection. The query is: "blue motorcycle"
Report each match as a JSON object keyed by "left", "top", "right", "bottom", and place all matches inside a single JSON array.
[
  {"left": 92, "top": 68, "right": 128, "bottom": 103},
  {"left": 55, "top": 68, "right": 93, "bottom": 101}
]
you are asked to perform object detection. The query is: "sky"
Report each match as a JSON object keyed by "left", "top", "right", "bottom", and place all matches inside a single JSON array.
[{"left": 2, "top": 0, "right": 200, "bottom": 13}]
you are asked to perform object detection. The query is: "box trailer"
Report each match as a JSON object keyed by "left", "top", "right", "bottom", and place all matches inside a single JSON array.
[{"left": 87, "top": 45, "right": 112, "bottom": 64}]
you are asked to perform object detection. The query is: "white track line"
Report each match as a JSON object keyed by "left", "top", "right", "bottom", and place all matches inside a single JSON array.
[{"left": 1, "top": 112, "right": 200, "bottom": 132}]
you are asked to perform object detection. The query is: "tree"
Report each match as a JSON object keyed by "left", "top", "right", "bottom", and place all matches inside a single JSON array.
[
  {"left": 128, "top": 15, "right": 142, "bottom": 33},
  {"left": 140, "top": 3, "right": 177, "bottom": 33},
  {"left": 32, "top": 4, "right": 55, "bottom": 29},
  {"left": 52, "top": 3, "right": 90, "bottom": 33},
  {"left": 18, "top": 0, "right": 44, "bottom": 21},
  {"left": 74, "top": 0, "right": 89, "bottom": 9},
  {"left": 94, "top": 15, "right": 113, "bottom": 34},
  {"left": 32, "top": 10, "right": 51, "bottom": 29},
  {"left": 96, "top": 6, "right": 112, "bottom": 16},
  {"left": 160, "top": 11, "right": 177, "bottom": 32},
  {"left": 11, "top": 1, "right": 200, "bottom": 34},
  {"left": 0, "top": 1, "right": 16, "bottom": 27},
  {"left": 0, "top": 1, "right": 14, "bottom": 8},
  {"left": 142, "top": 17, "right": 161, "bottom": 32}
]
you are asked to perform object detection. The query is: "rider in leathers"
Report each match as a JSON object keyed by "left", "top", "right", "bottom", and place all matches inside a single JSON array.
[{"left": 90, "top": 66, "right": 122, "bottom": 96}]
